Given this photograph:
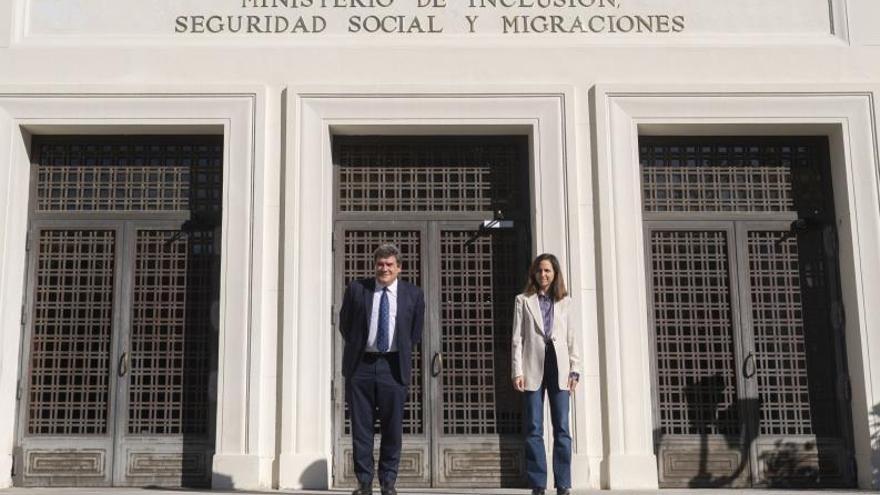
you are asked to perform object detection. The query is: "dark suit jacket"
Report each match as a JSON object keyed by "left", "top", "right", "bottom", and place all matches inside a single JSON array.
[{"left": 339, "top": 278, "right": 425, "bottom": 386}]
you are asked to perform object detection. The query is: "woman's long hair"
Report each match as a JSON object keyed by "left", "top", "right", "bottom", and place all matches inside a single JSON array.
[{"left": 522, "top": 253, "right": 567, "bottom": 301}]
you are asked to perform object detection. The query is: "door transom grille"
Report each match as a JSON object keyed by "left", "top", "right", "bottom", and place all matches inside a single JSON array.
[{"left": 335, "top": 137, "right": 526, "bottom": 215}]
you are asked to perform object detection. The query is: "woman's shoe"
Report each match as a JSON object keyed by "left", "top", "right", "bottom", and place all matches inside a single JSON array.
[
  {"left": 531, "top": 489, "right": 546, "bottom": 495},
  {"left": 556, "top": 489, "right": 571, "bottom": 495}
]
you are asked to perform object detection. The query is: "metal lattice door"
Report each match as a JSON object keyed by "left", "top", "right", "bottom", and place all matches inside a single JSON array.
[
  {"left": 114, "top": 225, "right": 218, "bottom": 486},
  {"left": 16, "top": 137, "right": 222, "bottom": 487},
  {"left": 334, "top": 224, "right": 430, "bottom": 486},
  {"left": 17, "top": 227, "right": 121, "bottom": 486},
  {"left": 642, "top": 137, "right": 855, "bottom": 488},
  {"left": 332, "top": 136, "right": 531, "bottom": 488},
  {"left": 432, "top": 224, "right": 524, "bottom": 487},
  {"left": 332, "top": 222, "right": 527, "bottom": 488},
  {"left": 648, "top": 226, "right": 750, "bottom": 486}
]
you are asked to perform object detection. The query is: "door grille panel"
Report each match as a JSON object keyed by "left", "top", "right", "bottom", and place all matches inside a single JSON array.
[
  {"left": 341, "top": 230, "right": 423, "bottom": 436},
  {"left": 128, "top": 230, "right": 216, "bottom": 436},
  {"left": 650, "top": 230, "right": 740, "bottom": 436},
  {"left": 747, "top": 232, "right": 812, "bottom": 436},
  {"left": 33, "top": 139, "right": 222, "bottom": 212},
  {"left": 27, "top": 230, "right": 116, "bottom": 435},
  {"left": 440, "top": 231, "right": 520, "bottom": 436}
]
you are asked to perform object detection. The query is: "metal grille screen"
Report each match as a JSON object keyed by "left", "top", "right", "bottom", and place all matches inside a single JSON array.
[
  {"left": 27, "top": 230, "right": 116, "bottom": 435},
  {"left": 440, "top": 230, "right": 521, "bottom": 435},
  {"left": 336, "top": 137, "right": 523, "bottom": 213},
  {"left": 128, "top": 230, "right": 215, "bottom": 435},
  {"left": 747, "top": 232, "right": 813, "bottom": 436},
  {"left": 342, "top": 230, "right": 423, "bottom": 436},
  {"left": 641, "top": 141, "right": 800, "bottom": 212},
  {"left": 650, "top": 230, "right": 740, "bottom": 436},
  {"left": 33, "top": 139, "right": 222, "bottom": 212}
]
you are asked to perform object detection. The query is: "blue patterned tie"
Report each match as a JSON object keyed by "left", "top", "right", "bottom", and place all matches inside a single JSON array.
[{"left": 377, "top": 287, "right": 390, "bottom": 352}]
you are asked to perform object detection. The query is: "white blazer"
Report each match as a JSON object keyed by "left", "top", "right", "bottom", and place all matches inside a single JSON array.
[{"left": 511, "top": 293, "right": 582, "bottom": 391}]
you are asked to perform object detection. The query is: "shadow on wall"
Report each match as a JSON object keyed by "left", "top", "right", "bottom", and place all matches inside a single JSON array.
[
  {"left": 165, "top": 472, "right": 275, "bottom": 494},
  {"left": 206, "top": 460, "right": 325, "bottom": 492},
  {"left": 682, "top": 374, "right": 757, "bottom": 488},
  {"left": 207, "top": 473, "right": 232, "bottom": 491},
  {"left": 758, "top": 439, "right": 821, "bottom": 485},
  {"left": 656, "top": 374, "right": 838, "bottom": 488},
  {"left": 300, "top": 460, "right": 329, "bottom": 489}
]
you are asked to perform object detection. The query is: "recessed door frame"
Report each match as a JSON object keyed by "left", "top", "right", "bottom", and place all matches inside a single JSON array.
[
  {"left": 284, "top": 92, "right": 584, "bottom": 490},
  {"left": 594, "top": 87, "right": 880, "bottom": 490},
  {"left": 0, "top": 91, "right": 263, "bottom": 489}
]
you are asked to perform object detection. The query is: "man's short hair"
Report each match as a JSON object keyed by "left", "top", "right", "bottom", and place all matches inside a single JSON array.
[{"left": 373, "top": 243, "right": 401, "bottom": 265}]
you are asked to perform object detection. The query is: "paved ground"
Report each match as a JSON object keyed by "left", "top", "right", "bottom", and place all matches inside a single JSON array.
[{"left": 0, "top": 489, "right": 874, "bottom": 495}]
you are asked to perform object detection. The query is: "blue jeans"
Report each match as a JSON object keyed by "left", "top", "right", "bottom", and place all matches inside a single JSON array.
[{"left": 523, "top": 343, "right": 572, "bottom": 490}]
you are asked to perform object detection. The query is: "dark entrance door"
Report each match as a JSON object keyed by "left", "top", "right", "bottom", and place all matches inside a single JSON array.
[
  {"left": 331, "top": 136, "right": 531, "bottom": 488},
  {"left": 642, "top": 137, "right": 856, "bottom": 488},
  {"left": 15, "top": 137, "right": 222, "bottom": 487}
]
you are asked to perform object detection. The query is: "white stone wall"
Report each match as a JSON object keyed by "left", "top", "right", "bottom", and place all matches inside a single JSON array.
[{"left": 0, "top": 0, "right": 879, "bottom": 491}]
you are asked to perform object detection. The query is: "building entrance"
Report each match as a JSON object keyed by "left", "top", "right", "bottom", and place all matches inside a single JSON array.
[
  {"left": 15, "top": 137, "right": 222, "bottom": 487},
  {"left": 642, "top": 137, "right": 856, "bottom": 488},
  {"left": 332, "top": 136, "right": 531, "bottom": 488}
]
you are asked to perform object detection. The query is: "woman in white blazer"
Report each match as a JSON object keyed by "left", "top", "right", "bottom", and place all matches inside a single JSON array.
[{"left": 511, "top": 253, "right": 581, "bottom": 495}]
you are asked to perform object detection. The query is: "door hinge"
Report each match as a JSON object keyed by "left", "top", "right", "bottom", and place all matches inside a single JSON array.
[
  {"left": 330, "top": 304, "right": 335, "bottom": 327},
  {"left": 20, "top": 304, "right": 26, "bottom": 327},
  {"left": 331, "top": 232, "right": 336, "bottom": 252},
  {"left": 16, "top": 379, "right": 21, "bottom": 401},
  {"left": 24, "top": 231, "right": 30, "bottom": 252},
  {"left": 830, "top": 300, "right": 845, "bottom": 333},
  {"left": 841, "top": 375, "right": 852, "bottom": 402},
  {"left": 823, "top": 225, "right": 839, "bottom": 256},
  {"left": 330, "top": 379, "right": 335, "bottom": 402}
]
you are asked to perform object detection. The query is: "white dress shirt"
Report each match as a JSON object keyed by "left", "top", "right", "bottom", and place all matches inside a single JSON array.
[{"left": 366, "top": 278, "right": 398, "bottom": 352}]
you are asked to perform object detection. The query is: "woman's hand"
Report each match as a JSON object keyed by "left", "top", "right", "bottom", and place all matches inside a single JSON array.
[{"left": 513, "top": 375, "right": 525, "bottom": 392}]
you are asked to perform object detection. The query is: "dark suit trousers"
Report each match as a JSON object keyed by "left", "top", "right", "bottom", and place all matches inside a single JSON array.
[{"left": 346, "top": 352, "right": 406, "bottom": 488}]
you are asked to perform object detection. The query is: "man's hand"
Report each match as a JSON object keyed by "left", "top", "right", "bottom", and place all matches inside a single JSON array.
[
  {"left": 513, "top": 376, "right": 525, "bottom": 392},
  {"left": 567, "top": 375, "right": 579, "bottom": 392}
]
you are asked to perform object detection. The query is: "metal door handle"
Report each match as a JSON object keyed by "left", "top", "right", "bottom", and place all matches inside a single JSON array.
[
  {"left": 431, "top": 352, "right": 443, "bottom": 377},
  {"left": 118, "top": 351, "right": 129, "bottom": 377},
  {"left": 743, "top": 352, "right": 756, "bottom": 379}
]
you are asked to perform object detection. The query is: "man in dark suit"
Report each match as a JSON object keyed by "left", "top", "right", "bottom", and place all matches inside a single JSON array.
[{"left": 339, "top": 244, "right": 425, "bottom": 495}]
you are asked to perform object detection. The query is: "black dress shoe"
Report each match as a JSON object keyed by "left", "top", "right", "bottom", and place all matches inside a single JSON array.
[
  {"left": 531, "top": 489, "right": 546, "bottom": 495},
  {"left": 352, "top": 482, "right": 372, "bottom": 495},
  {"left": 380, "top": 486, "right": 397, "bottom": 495},
  {"left": 557, "top": 489, "right": 571, "bottom": 495}
]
